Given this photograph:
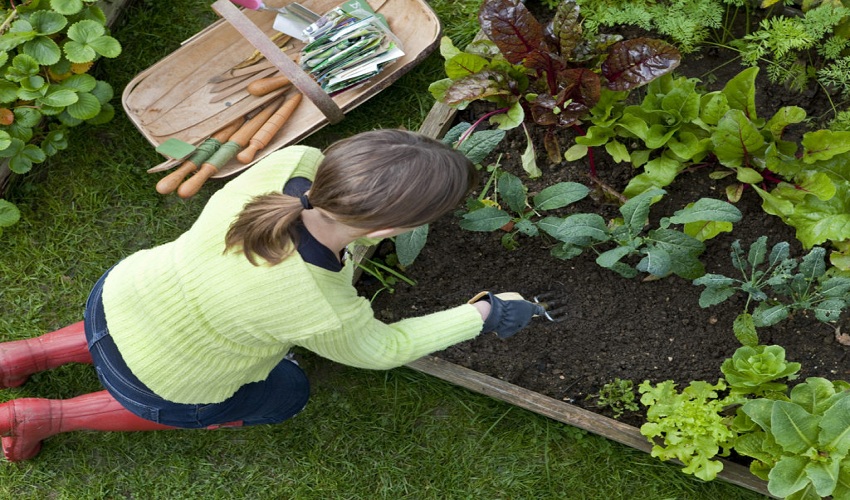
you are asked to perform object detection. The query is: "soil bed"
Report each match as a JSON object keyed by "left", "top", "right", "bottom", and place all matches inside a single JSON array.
[{"left": 356, "top": 14, "right": 850, "bottom": 431}]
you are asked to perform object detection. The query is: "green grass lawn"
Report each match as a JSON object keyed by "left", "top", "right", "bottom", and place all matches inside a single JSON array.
[{"left": 0, "top": 0, "right": 768, "bottom": 497}]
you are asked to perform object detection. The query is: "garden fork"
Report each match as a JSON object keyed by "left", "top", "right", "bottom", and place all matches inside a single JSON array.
[{"left": 532, "top": 292, "right": 569, "bottom": 322}]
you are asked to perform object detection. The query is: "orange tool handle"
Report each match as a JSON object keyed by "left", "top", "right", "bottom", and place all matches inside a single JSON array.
[
  {"left": 247, "top": 75, "right": 291, "bottom": 96},
  {"left": 237, "top": 92, "right": 302, "bottom": 164},
  {"left": 155, "top": 118, "right": 244, "bottom": 195},
  {"left": 176, "top": 99, "right": 284, "bottom": 199}
]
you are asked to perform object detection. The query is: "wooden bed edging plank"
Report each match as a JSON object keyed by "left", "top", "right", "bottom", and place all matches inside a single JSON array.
[
  {"left": 406, "top": 356, "right": 773, "bottom": 498},
  {"left": 405, "top": 96, "right": 774, "bottom": 499}
]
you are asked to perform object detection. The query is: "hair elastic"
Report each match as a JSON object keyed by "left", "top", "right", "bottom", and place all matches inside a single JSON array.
[{"left": 299, "top": 194, "right": 313, "bottom": 210}]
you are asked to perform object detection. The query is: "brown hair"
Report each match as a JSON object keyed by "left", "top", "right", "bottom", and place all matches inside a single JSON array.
[{"left": 225, "top": 129, "right": 477, "bottom": 265}]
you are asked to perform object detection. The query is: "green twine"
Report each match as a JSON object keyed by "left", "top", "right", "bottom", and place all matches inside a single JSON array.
[
  {"left": 204, "top": 140, "right": 242, "bottom": 169},
  {"left": 187, "top": 138, "right": 223, "bottom": 165}
]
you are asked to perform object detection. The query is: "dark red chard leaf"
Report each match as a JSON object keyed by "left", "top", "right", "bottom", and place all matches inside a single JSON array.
[
  {"left": 530, "top": 69, "right": 600, "bottom": 128},
  {"left": 552, "top": 0, "right": 581, "bottom": 59},
  {"left": 443, "top": 69, "right": 519, "bottom": 106},
  {"left": 525, "top": 51, "right": 566, "bottom": 90},
  {"left": 479, "top": 0, "right": 547, "bottom": 65},
  {"left": 601, "top": 38, "right": 681, "bottom": 91}
]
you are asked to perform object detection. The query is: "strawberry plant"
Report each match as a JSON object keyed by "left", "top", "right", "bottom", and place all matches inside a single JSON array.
[
  {"left": 0, "top": 0, "right": 121, "bottom": 233},
  {"left": 429, "top": 0, "right": 681, "bottom": 167}
]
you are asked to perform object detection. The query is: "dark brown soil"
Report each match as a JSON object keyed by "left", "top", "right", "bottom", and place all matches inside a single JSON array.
[{"left": 357, "top": 11, "right": 850, "bottom": 430}]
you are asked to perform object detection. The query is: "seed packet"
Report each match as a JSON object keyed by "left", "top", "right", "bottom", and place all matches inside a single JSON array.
[{"left": 298, "top": 0, "right": 404, "bottom": 93}]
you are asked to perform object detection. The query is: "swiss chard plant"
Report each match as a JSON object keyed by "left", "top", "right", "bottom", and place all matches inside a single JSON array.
[
  {"left": 566, "top": 66, "right": 850, "bottom": 269},
  {"left": 0, "top": 1, "right": 121, "bottom": 234},
  {"left": 429, "top": 0, "right": 681, "bottom": 167},
  {"left": 693, "top": 236, "right": 850, "bottom": 346}
]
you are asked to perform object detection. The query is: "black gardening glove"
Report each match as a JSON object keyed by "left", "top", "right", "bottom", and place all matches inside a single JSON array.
[{"left": 472, "top": 292, "right": 547, "bottom": 339}]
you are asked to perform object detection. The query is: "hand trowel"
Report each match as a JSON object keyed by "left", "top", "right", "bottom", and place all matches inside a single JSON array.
[{"left": 229, "top": 0, "right": 320, "bottom": 41}]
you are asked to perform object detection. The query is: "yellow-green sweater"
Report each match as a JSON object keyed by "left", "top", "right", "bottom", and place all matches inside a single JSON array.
[{"left": 101, "top": 146, "right": 484, "bottom": 404}]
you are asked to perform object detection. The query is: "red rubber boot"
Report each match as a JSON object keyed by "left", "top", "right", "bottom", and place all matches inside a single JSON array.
[
  {"left": 0, "top": 321, "right": 93, "bottom": 388},
  {"left": 0, "top": 390, "right": 178, "bottom": 462}
]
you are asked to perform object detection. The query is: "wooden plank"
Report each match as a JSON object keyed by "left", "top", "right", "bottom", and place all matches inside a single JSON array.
[{"left": 405, "top": 356, "right": 774, "bottom": 497}]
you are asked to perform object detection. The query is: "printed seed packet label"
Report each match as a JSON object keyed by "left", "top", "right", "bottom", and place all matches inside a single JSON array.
[{"left": 298, "top": 0, "right": 404, "bottom": 94}]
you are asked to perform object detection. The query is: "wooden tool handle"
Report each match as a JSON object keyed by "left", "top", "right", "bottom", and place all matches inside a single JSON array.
[
  {"left": 156, "top": 118, "right": 244, "bottom": 195},
  {"left": 247, "top": 75, "right": 291, "bottom": 96},
  {"left": 229, "top": 98, "right": 286, "bottom": 147},
  {"left": 177, "top": 163, "right": 218, "bottom": 199},
  {"left": 237, "top": 93, "right": 303, "bottom": 164},
  {"left": 176, "top": 100, "right": 285, "bottom": 199}
]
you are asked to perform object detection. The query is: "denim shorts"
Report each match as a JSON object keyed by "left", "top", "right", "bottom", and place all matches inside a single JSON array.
[{"left": 84, "top": 268, "right": 310, "bottom": 428}]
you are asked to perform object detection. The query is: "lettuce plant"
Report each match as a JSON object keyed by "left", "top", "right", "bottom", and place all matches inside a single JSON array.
[
  {"left": 638, "top": 378, "right": 737, "bottom": 481},
  {"left": 734, "top": 377, "right": 850, "bottom": 499},
  {"left": 720, "top": 344, "right": 801, "bottom": 399},
  {"left": 638, "top": 343, "right": 808, "bottom": 484},
  {"left": 694, "top": 236, "right": 850, "bottom": 346},
  {"left": 429, "top": 0, "right": 680, "bottom": 166}
]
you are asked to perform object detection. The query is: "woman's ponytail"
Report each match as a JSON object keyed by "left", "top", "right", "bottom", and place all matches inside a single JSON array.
[{"left": 224, "top": 192, "right": 305, "bottom": 265}]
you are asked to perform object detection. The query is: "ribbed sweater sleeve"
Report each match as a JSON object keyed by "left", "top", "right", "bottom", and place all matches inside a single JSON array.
[{"left": 295, "top": 264, "right": 485, "bottom": 369}]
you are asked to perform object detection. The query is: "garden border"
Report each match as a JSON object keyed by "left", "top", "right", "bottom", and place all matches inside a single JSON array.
[{"left": 400, "top": 98, "right": 774, "bottom": 498}]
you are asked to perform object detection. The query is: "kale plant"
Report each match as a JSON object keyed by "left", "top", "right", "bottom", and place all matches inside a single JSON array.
[
  {"left": 461, "top": 181, "right": 741, "bottom": 279},
  {"left": 694, "top": 236, "right": 850, "bottom": 346}
]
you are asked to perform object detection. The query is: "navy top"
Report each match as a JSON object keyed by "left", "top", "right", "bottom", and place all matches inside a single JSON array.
[{"left": 284, "top": 177, "right": 343, "bottom": 272}]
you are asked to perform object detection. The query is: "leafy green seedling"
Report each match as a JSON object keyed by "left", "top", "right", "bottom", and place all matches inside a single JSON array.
[
  {"left": 589, "top": 378, "right": 639, "bottom": 419},
  {"left": 693, "top": 236, "right": 850, "bottom": 346}
]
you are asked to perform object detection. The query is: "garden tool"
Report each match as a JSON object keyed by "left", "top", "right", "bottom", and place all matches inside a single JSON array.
[
  {"left": 532, "top": 292, "right": 569, "bottom": 322},
  {"left": 207, "top": 34, "right": 291, "bottom": 83},
  {"left": 229, "top": 0, "right": 320, "bottom": 41},
  {"left": 0, "top": 322, "right": 92, "bottom": 389},
  {"left": 177, "top": 96, "right": 287, "bottom": 198},
  {"left": 155, "top": 117, "right": 246, "bottom": 195},
  {"left": 236, "top": 91, "right": 302, "bottom": 163},
  {"left": 207, "top": 67, "right": 281, "bottom": 103}
]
